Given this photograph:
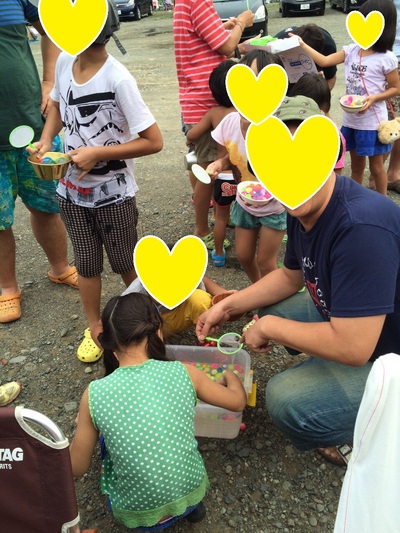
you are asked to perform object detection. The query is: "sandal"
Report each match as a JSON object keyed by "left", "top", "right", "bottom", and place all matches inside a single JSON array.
[
  {"left": 0, "top": 381, "right": 21, "bottom": 407},
  {"left": 77, "top": 328, "right": 103, "bottom": 363},
  {"left": 48, "top": 265, "right": 79, "bottom": 289},
  {"left": 199, "top": 232, "right": 230, "bottom": 251},
  {"left": 0, "top": 291, "right": 22, "bottom": 323},
  {"left": 211, "top": 249, "right": 226, "bottom": 267},
  {"left": 316, "top": 444, "right": 352, "bottom": 467}
]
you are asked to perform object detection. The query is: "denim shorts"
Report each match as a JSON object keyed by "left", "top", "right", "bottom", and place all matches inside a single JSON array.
[
  {"left": 341, "top": 126, "right": 391, "bottom": 157},
  {"left": 230, "top": 201, "right": 287, "bottom": 231},
  {"left": 0, "top": 146, "right": 60, "bottom": 230}
]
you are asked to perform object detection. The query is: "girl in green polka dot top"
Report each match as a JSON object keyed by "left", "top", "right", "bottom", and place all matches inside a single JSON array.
[{"left": 70, "top": 292, "right": 247, "bottom": 531}]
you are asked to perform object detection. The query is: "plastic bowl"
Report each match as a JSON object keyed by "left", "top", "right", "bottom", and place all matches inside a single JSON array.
[
  {"left": 28, "top": 152, "right": 71, "bottom": 181},
  {"left": 339, "top": 94, "right": 365, "bottom": 114},
  {"left": 238, "top": 180, "right": 273, "bottom": 207}
]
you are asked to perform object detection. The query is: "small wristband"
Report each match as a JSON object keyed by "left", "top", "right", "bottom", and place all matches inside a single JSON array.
[{"left": 234, "top": 21, "right": 244, "bottom": 31}]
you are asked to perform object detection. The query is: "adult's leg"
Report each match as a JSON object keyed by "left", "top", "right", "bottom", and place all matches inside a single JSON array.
[
  {"left": 0, "top": 228, "right": 18, "bottom": 295},
  {"left": 265, "top": 357, "right": 372, "bottom": 450},
  {"left": 259, "top": 288, "right": 320, "bottom": 323},
  {"left": 26, "top": 206, "right": 71, "bottom": 277},
  {"left": 260, "top": 291, "right": 371, "bottom": 449}
]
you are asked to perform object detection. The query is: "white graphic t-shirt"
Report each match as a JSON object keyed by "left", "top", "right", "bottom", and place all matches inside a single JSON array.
[{"left": 51, "top": 53, "right": 156, "bottom": 207}]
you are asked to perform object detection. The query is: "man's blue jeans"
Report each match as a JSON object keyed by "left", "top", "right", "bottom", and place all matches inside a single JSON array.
[{"left": 259, "top": 291, "right": 372, "bottom": 451}]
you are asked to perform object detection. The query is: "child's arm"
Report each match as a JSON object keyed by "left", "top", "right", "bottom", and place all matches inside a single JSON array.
[
  {"left": 360, "top": 69, "right": 400, "bottom": 112},
  {"left": 27, "top": 102, "right": 63, "bottom": 158},
  {"left": 69, "top": 388, "right": 99, "bottom": 477},
  {"left": 293, "top": 34, "right": 345, "bottom": 68},
  {"left": 68, "top": 123, "right": 163, "bottom": 181},
  {"left": 186, "top": 110, "right": 214, "bottom": 144},
  {"left": 184, "top": 364, "right": 247, "bottom": 412}
]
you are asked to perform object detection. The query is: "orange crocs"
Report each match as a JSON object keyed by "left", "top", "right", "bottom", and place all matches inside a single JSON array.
[
  {"left": 48, "top": 265, "right": 78, "bottom": 289},
  {"left": 0, "top": 292, "right": 22, "bottom": 323}
]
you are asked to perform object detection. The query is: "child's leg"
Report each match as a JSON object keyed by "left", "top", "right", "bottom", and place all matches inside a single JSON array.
[
  {"left": 79, "top": 274, "right": 102, "bottom": 346},
  {"left": 257, "top": 227, "right": 285, "bottom": 278},
  {"left": 350, "top": 150, "right": 367, "bottom": 185},
  {"left": 369, "top": 154, "right": 387, "bottom": 195},
  {"left": 56, "top": 197, "right": 104, "bottom": 350},
  {"left": 235, "top": 226, "right": 261, "bottom": 283},
  {"left": 100, "top": 197, "right": 139, "bottom": 282},
  {"left": 121, "top": 268, "right": 137, "bottom": 287},
  {"left": 213, "top": 204, "right": 230, "bottom": 257}
]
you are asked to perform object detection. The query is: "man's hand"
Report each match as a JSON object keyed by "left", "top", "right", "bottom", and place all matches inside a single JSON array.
[
  {"left": 241, "top": 316, "right": 273, "bottom": 353},
  {"left": 237, "top": 10, "right": 255, "bottom": 29},
  {"left": 195, "top": 303, "right": 232, "bottom": 342}
]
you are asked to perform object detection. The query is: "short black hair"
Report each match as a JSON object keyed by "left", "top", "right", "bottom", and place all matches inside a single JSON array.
[
  {"left": 359, "top": 0, "right": 397, "bottom": 52},
  {"left": 288, "top": 73, "right": 331, "bottom": 113},
  {"left": 209, "top": 59, "right": 236, "bottom": 108},
  {"left": 293, "top": 24, "right": 325, "bottom": 53},
  {"left": 240, "top": 50, "right": 284, "bottom": 72}
]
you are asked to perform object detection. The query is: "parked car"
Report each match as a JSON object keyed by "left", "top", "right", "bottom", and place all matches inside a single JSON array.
[
  {"left": 330, "top": 0, "right": 366, "bottom": 14},
  {"left": 279, "top": 0, "right": 325, "bottom": 18},
  {"left": 113, "top": 0, "right": 153, "bottom": 20},
  {"left": 212, "top": 0, "right": 268, "bottom": 41}
]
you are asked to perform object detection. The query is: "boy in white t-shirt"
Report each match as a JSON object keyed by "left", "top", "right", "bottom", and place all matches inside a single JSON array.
[{"left": 31, "top": 1, "right": 163, "bottom": 362}]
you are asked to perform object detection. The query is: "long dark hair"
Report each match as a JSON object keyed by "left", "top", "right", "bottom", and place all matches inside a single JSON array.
[
  {"left": 99, "top": 293, "right": 167, "bottom": 375},
  {"left": 359, "top": 0, "right": 397, "bottom": 53}
]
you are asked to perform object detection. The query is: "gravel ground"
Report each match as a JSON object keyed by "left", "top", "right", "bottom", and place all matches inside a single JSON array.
[{"left": 2, "top": 4, "right": 400, "bottom": 532}]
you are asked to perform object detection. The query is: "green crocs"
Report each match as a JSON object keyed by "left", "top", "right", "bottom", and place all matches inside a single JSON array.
[{"left": 200, "top": 232, "right": 231, "bottom": 250}]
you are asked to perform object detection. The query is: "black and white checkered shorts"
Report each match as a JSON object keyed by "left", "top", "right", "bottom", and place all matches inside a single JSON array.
[{"left": 57, "top": 196, "right": 138, "bottom": 278}]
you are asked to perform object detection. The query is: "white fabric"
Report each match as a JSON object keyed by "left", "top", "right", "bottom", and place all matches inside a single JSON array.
[
  {"left": 334, "top": 353, "right": 400, "bottom": 533},
  {"left": 51, "top": 53, "right": 155, "bottom": 207}
]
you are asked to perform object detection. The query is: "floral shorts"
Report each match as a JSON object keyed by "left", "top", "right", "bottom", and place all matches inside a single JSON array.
[{"left": 0, "top": 144, "right": 61, "bottom": 230}]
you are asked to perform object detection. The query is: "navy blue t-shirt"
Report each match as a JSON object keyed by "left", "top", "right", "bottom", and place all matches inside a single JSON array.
[{"left": 284, "top": 175, "right": 400, "bottom": 361}]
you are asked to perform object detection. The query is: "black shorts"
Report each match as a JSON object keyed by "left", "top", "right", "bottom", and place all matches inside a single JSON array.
[
  {"left": 57, "top": 195, "right": 138, "bottom": 278},
  {"left": 213, "top": 174, "right": 237, "bottom": 208}
]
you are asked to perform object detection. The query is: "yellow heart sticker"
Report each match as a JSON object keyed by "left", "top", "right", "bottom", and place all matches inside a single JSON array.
[
  {"left": 134, "top": 236, "right": 208, "bottom": 310},
  {"left": 346, "top": 10, "right": 385, "bottom": 50},
  {"left": 226, "top": 64, "right": 288, "bottom": 125},
  {"left": 246, "top": 116, "right": 340, "bottom": 210},
  {"left": 39, "top": 0, "right": 108, "bottom": 56}
]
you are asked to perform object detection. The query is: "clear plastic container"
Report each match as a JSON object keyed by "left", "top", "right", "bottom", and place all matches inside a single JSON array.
[{"left": 167, "top": 345, "right": 252, "bottom": 439}]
